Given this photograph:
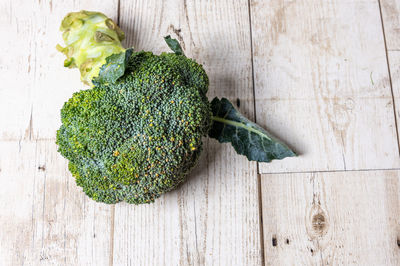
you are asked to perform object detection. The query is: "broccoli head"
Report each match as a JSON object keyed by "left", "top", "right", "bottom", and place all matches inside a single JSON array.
[
  {"left": 56, "top": 11, "right": 295, "bottom": 204},
  {"left": 57, "top": 49, "right": 211, "bottom": 204}
]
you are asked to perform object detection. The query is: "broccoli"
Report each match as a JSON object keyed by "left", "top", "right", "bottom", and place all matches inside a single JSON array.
[{"left": 56, "top": 11, "right": 296, "bottom": 204}]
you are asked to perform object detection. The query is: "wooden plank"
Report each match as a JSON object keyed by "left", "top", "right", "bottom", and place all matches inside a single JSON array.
[
  {"left": 113, "top": 0, "right": 262, "bottom": 265},
  {"left": 388, "top": 51, "right": 400, "bottom": 146},
  {"left": 260, "top": 170, "right": 400, "bottom": 265},
  {"left": 0, "top": 1, "right": 118, "bottom": 265},
  {"left": 0, "top": 140, "right": 113, "bottom": 265},
  {"left": 0, "top": 0, "right": 119, "bottom": 141},
  {"left": 381, "top": 1, "right": 400, "bottom": 152},
  {"left": 250, "top": 0, "right": 400, "bottom": 173},
  {"left": 380, "top": 0, "right": 400, "bottom": 51}
]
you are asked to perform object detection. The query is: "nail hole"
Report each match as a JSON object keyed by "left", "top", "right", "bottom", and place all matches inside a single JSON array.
[
  {"left": 236, "top": 98, "right": 240, "bottom": 107},
  {"left": 272, "top": 236, "right": 277, "bottom": 247},
  {"left": 310, "top": 248, "right": 314, "bottom": 254},
  {"left": 286, "top": 239, "right": 290, "bottom": 245},
  {"left": 38, "top": 165, "right": 46, "bottom": 171},
  {"left": 397, "top": 238, "right": 400, "bottom": 248}
]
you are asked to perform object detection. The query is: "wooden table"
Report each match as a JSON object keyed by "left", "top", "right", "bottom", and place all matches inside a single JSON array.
[{"left": 1, "top": 0, "right": 399, "bottom": 265}]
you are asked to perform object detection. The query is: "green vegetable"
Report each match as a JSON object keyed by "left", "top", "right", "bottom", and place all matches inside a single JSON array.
[
  {"left": 164, "top": 35, "right": 185, "bottom": 56},
  {"left": 56, "top": 11, "right": 296, "bottom": 204},
  {"left": 209, "top": 98, "right": 296, "bottom": 162},
  {"left": 56, "top": 11, "right": 125, "bottom": 85}
]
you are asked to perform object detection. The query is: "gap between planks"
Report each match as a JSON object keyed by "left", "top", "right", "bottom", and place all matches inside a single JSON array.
[
  {"left": 378, "top": 0, "right": 400, "bottom": 157},
  {"left": 260, "top": 167, "right": 400, "bottom": 175},
  {"left": 246, "top": 0, "right": 265, "bottom": 264},
  {"left": 108, "top": 2, "right": 120, "bottom": 265},
  {"left": 109, "top": 205, "right": 115, "bottom": 266}
]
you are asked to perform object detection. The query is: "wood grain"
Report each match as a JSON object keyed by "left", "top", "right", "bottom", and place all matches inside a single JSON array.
[
  {"left": 260, "top": 170, "right": 400, "bottom": 265},
  {"left": 381, "top": 0, "right": 400, "bottom": 154},
  {"left": 113, "top": 0, "right": 262, "bottom": 265},
  {"left": 0, "top": 0, "right": 119, "bottom": 141},
  {"left": 250, "top": 0, "right": 400, "bottom": 173},
  {"left": 388, "top": 51, "right": 400, "bottom": 147},
  {"left": 0, "top": 140, "right": 113, "bottom": 265},
  {"left": 0, "top": 1, "right": 117, "bottom": 265},
  {"left": 1, "top": 0, "right": 400, "bottom": 265},
  {"left": 380, "top": 0, "right": 400, "bottom": 51}
]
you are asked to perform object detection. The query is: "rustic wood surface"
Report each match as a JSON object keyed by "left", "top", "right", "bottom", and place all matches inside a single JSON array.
[{"left": 0, "top": 0, "right": 399, "bottom": 265}]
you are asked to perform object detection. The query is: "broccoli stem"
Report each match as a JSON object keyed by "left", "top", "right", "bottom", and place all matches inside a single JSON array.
[
  {"left": 57, "top": 11, "right": 126, "bottom": 85},
  {"left": 211, "top": 116, "right": 272, "bottom": 141}
]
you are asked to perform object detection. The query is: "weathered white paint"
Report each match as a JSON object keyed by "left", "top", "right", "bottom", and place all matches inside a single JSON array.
[{"left": 1, "top": 0, "right": 400, "bottom": 265}]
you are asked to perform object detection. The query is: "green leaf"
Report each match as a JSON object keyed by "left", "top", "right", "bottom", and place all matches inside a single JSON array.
[
  {"left": 93, "top": 48, "right": 133, "bottom": 85},
  {"left": 209, "top": 97, "right": 296, "bottom": 162},
  {"left": 164, "top": 35, "right": 185, "bottom": 56}
]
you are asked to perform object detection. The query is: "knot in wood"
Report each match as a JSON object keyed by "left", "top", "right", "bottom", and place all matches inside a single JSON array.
[
  {"left": 312, "top": 213, "right": 326, "bottom": 234},
  {"left": 307, "top": 206, "right": 329, "bottom": 239}
]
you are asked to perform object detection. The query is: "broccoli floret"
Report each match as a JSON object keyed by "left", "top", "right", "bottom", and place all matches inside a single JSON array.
[
  {"left": 57, "top": 51, "right": 211, "bottom": 204},
  {"left": 56, "top": 11, "right": 295, "bottom": 205}
]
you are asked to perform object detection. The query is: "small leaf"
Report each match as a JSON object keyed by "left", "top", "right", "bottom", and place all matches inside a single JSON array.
[
  {"left": 209, "top": 97, "right": 296, "bottom": 162},
  {"left": 164, "top": 35, "right": 185, "bottom": 56},
  {"left": 93, "top": 48, "right": 133, "bottom": 84}
]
